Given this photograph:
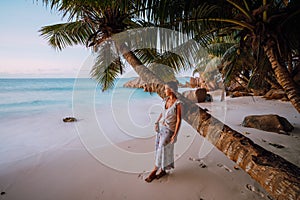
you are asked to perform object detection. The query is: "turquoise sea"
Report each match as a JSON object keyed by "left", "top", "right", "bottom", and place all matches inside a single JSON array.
[{"left": 0, "top": 77, "right": 189, "bottom": 118}]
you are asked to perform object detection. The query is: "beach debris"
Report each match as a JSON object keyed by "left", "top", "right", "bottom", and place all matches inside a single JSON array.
[
  {"left": 242, "top": 114, "right": 293, "bottom": 134},
  {"left": 63, "top": 117, "right": 77, "bottom": 122},
  {"left": 1, "top": 192, "right": 5, "bottom": 195},
  {"left": 262, "top": 139, "right": 285, "bottom": 149},
  {"left": 234, "top": 165, "right": 240, "bottom": 170},
  {"left": 268, "top": 143, "right": 285, "bottom": 149},
  {"left": 189, "top": 157, "right": 200, "bottom": 162},
  {"left": 242, "top": 131, "right": 250, "bottom": 135},
  {"left": 217, "top": 163, "right": 232, "bottom": 172}
]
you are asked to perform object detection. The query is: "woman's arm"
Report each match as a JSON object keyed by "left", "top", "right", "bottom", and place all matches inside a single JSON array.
[
  {"left": 156, "top": 113, "right": 162, "bottom": 124},
  {"left": 155, "top": 113, "right": 162, "bottom": 132},
  {"left": 171, "top": 103, "right": 182, "bottom": 144}
]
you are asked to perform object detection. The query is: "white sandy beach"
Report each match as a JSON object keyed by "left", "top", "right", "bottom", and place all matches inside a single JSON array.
[{"left": 0, "top": 94, "right": 299, "bottom": 200}]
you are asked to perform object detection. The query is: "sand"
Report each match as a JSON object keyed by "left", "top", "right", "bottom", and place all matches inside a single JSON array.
[
  {"left": 199, "top": 91, "right": 300, "bottom": 167},
  {"left": 0, "top": 94, "right": 299, "bottom": 200}
]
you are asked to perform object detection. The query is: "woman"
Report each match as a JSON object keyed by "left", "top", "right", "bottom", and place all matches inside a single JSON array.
[{"left": 145, "top": 81, "right": 182, "bottom": 182}]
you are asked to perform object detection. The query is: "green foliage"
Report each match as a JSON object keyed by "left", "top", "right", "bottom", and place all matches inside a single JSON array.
[
  {"left": 90, "top": 41, "right": 124, "bottom": 91},
  {"left": 39, "top": 21, "right": 93, "bottom": 50},
  {"left": 39, "top": 0, "right": 300, "bottom": 94},
  {"left": 38, "top": 0, "right": 150, "bottom": 90},
  {"left": 134, "top": 48, "right": 189, "bottom": 72},
  {"left": 148, "top": 63, "right": 176, "bottom": 83}
]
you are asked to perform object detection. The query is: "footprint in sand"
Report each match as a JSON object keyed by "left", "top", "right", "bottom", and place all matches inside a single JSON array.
[
  {"left": 188, "top": 157, "right": 207, "bottom": 168},
  {"left": 217, "top": 163, "right": 232, "bottom": 172},
  {"left": 198, "top": 161, "right": 207, "bottom": 168},
  {"left": 246, "top": 184, "right": 272, "bottom": 199},
  {"left": 138, "top": 171, "right": 147, "bottom": 180}
]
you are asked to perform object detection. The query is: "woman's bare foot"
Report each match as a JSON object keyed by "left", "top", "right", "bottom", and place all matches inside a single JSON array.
[
  {"left": 156, "top": 170, "right": 167, "bottom": 179},
  {"left": 145, "top": 170, "right": 157, "bottom": 183}
]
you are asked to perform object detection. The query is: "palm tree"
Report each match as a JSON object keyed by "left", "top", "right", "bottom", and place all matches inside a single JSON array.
[
  {"left": 220, "top": 42, "right": 277, "bottom": 94},
  {"left": 39, "top": 0, "right": 300, "bottom": 199},
  {"left": 157, "top": 0, "right": 300, "bottom": 112},
  {"left": 39, "top": 0, "right": 150, "bottom": 90},
  {"left": 147, "top": 0, "right": 300, "bottom": 198}
]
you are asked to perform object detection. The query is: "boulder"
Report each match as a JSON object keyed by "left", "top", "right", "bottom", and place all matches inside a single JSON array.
[
  {"left": 230, "top": 91, "right": 252, "bottom": 98},
  {"left": 189, "top": 77, "right": 197, "bottom": 88},
  {"left": 263, "top": 89, "right": 286, "bottom": 100},
  {"left": 63, "top": 117, "right": 77, "bottom": 122},
  {"left": 242, "top": 114, "right": 294, "bottom": 134},
  {"left": 182, "top": 90, "right": 197, "bottom": 103},
  {"left": 250, "top": 88, "right": 268, "bottom": 96},
  {"left": 195, "top": 88, "right": 207, "bottom": 102},
  {"left": 123, "top": 77, "right": 145, "bottom": 88},
  {"left": 182, "top": 88, "right": 208, "bottom": 103}
]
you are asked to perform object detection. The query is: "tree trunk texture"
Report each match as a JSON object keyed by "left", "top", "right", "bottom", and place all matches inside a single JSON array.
[
  {"left": 120, "top": 44, "right": 300, "bottom": 200},
  {"left": 263, "top": 41, "right": 300, "bottom": 113}
]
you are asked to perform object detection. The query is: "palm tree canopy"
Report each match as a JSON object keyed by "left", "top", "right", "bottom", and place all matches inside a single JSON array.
[
  {"left": 39, "top": 0, "right": 157, "bottom": 90},
  {"left": 39, "top": 0, "right": 152, "bottom": 50}
]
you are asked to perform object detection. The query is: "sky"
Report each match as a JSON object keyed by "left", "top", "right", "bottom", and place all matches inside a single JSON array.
[
  {"left": 0, "top": 0, "right": 193, "bottom": 78},
  {"left": 0, "top": 0, "right": 90, "bottom": 78}
]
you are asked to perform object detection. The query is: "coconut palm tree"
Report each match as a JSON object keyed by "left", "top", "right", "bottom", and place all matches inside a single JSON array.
[
  {"left": 39, "top": 0, "right": 151, "bottom": 90},
  {"left": 39, "top": 1, "right": 300, "bottom": 199},
  {"left": 154, "top": 0, "right": 300, "bottom": 112},
  {"left": 146, "top": 1, "right": 300, "bottom": 198}
]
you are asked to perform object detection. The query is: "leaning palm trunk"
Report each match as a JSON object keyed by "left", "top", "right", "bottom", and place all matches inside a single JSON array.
[
  {"left": 263, "top": 41, "right": 300, "bottom": 113},
  {"left": 120, "top": 43, "right": 300, "bottom": 200}
]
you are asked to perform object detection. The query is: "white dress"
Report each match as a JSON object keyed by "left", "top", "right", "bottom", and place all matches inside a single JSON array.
[{"left": 155, "top": 98, "right": 181, "bottom": 170}]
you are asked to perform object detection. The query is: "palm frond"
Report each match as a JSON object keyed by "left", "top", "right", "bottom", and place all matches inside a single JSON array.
[
  {"left": 90, "top": 41, "right": 123, "bottom": 91},
  {"left": 192, "top": 58, "right": 209, "bottom": 76},
  {"left": 39, "top": 21, "right": 93, "bottom": 50},
  {"left": 134, "top": 48, "right": 159, "bottom": 66},
  {"left": 220, "top": 44, "right": 241, "bottom": 84},
  {"left": 207, "top": 43, "right": 236, "bottom": 57},
  {"left": 134, "top": 48, "right": 189, "bottom": 73},
  {"left": 247, "top": 52, "right": 272, "bottom": 89}
]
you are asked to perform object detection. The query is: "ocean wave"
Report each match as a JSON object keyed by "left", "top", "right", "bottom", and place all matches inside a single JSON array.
[
  {"left": 0, "top": 100, "right": 66, "bottom": 108},
  {"left": 0, "top": 87, "right": 75, "bottom": 92}
]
